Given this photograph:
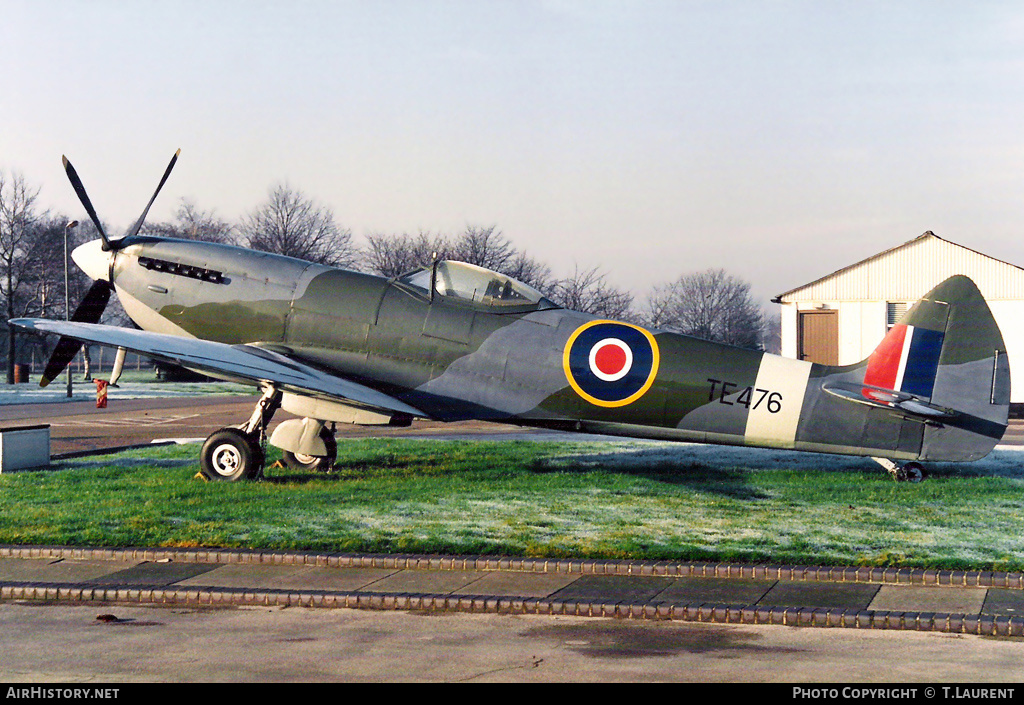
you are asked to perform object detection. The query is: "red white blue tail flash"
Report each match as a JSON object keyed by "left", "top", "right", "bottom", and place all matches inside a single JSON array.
[{"left": 863, "top": 324, "right": 945, "bottom": 399}]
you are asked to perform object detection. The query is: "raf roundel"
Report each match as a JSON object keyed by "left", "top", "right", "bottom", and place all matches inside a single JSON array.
[{"left": 563, "top": 321, "right": 660, "bottom": 407}]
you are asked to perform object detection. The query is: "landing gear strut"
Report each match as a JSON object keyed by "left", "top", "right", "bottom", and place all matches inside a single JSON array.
[
  {"left": 200, "top": 383, "right": 282, "bottom": 481},
  {"left": 872, "top": 457, "right": 927, "bottom": 482}
]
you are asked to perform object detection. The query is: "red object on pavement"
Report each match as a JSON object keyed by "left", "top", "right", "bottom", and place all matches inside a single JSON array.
[{"left": 95, "top": 379, "right": 108, "bottom": 408}]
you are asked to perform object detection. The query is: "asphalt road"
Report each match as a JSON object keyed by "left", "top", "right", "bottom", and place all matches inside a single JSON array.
[
  {"left": 0, "top": 395, "right": 542, "bottom": 456},
  {"left": 4, "top": 394, "right": 1023, "bottom": 457}
]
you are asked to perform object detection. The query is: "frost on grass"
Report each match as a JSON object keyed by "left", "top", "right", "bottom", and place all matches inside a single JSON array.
[
  {"left": 540, "top": 441, "right": 1024, "bottom": 476},
  {"left": 198, "top": 441, "right": 1024, "bottom": 563},
  {"left": 11, "top": 436, "right": 1024, "bottom": 567}
]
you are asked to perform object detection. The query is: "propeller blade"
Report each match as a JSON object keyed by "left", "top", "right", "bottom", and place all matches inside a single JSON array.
[
  {"left": 38, "top": 280, "right": 112, "bottom": 388},
  {"left": 39, "top": 337, "right": 83, "bottom": 388},
  {"left": 62, "top": 155, "right": 111, "bottom": 251},
  {"left": 122, "top": 149, "right": 181, "bottom": 241},
  {"left": 70, "top": 278, "right": 112, "bottom": 324}
]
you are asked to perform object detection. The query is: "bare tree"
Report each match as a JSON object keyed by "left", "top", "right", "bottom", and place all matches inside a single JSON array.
[
  {"left": 447, "top": 225, "right": 554, "bottom": 293},
  {"left": 0, "top": 171, "right": 44, "bottom": 382},
  {"left": 239, "top": 184, "right": 356, "bottom": 268},
  {"left": 363, "top": 225, "right": 553, "bottom": 292},
  {"left": 644, "top": 268, "right": 764, "bottom": 349},
  {"left": 643, "top": 284, "right": 677, "bottom": 330},
  {"left": 364, "top": 230, "right": 450, "bottom": 278},
  {"left": 761, "top": 310, "right": 782, "bottom": 355},
  {"left": 501, "top": 250, "right": 553, "bottom": 293},
  {"left": 549, "top": 265, "right": 634, "bottom": 319},
  {"left": 147, "top": 197, "right": 235, "bottom": 244},
  {"left": 449, "top": 225, "right": 514, "bottom": 272},
  {"left": 12, "top": 215, "right": 64, "bottom": 373},
  {"left": 20, "top": 216, "right": 66, "bottom": 318}
]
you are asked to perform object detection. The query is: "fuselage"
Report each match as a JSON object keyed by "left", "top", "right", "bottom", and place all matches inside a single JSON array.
[{"left": 71, "top": 235, "right": 1008, "bottom": 462}]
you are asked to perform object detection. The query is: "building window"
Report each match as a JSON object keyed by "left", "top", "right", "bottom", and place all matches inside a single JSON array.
[{"left": 886, "top": 302, "right": 908, "bottom": 330}]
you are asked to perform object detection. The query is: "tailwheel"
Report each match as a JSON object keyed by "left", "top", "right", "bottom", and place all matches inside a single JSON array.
[
  {"left": 871, "top": 457, "right": 927, "bottom": 482},
  {"left": 282, "top": 427, "right": 338, "bottom": 472},
  {"left": 902, "top": 461, "right": 926, "bottom": 483},
  {"left": 200, "top": 428, "right": 264, "bottom": 482}
]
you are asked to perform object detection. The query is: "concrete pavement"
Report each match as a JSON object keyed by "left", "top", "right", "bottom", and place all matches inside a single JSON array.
[{"left": 3, "top": 546, "right": 1023, "bottom": 637}]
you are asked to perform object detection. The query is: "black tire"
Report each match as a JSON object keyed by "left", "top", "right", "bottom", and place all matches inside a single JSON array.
[
  {"left": 903, "top": 462, "right": 926, "bottom": 483},
  {"left": 282, "top": 427, "right": 337, "bottom": 472},
  {"left": 200, "top": 428, "right": 264, "bottom": 481}
]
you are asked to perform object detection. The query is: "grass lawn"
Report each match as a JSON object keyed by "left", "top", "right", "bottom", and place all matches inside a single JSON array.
[{"left": 1, "top": 438, "right": 1023, "bottom": 571}]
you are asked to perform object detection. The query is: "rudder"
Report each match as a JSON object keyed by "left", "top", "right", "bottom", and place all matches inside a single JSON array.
[{"left": 910, "top": 275, "right": 1010, "bottom": 460}]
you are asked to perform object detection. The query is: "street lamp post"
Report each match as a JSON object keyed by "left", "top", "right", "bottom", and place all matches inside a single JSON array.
[{"left": 64, "top": 220, "right": 78, "bottom": 398}]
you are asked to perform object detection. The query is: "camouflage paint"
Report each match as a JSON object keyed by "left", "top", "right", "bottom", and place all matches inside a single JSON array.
[{"left": 96, "top": 237, "right": 1008, "bottom": 464}]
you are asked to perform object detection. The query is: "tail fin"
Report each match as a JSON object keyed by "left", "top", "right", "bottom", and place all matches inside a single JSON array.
[
  {"left": 912, "top": 275, "right": 1009, "bottom": 460},
  {"left": 821, "top": 275, "right": 1009, "bottom": 461}
]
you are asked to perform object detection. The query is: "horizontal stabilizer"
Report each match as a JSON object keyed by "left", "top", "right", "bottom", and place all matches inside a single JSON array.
[{"left": 821, "top": 380, "right": 955, "bottom": 420}]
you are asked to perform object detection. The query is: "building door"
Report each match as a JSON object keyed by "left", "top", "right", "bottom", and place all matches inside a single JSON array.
[{"left": 798, "top": 310, "right": 838, "bottom": 365}]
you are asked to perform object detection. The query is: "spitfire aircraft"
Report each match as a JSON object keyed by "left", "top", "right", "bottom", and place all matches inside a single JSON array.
[{"left": 13, "top": 152, "right": 1011, "bottom": 482}]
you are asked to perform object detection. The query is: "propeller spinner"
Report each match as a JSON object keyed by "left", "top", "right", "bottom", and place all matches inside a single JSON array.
[{"left": 39, "top": 150, "right": 181, "bottom": 387}]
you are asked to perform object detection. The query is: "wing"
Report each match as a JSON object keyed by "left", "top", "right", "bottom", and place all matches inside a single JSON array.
[{"left": 11, "top": 318, "right": 427, "bottom": 419}]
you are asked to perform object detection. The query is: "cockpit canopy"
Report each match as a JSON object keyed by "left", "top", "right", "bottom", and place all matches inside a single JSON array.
[{"left": 399, "top": 260, "right": 557, "bottom": 310}]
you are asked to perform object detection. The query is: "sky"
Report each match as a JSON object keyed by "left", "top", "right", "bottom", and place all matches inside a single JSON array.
[{"left": 3, "top": 1, "right": 1024, "bottom": 306}]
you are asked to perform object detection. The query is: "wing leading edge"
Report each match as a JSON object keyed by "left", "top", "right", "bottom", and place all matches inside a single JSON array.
[{"left": 11, "top": 318, "right": 427, "bottom": 419}]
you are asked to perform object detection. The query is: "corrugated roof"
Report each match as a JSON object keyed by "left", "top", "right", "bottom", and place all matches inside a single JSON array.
[{"left": 772, "top": 232, "right": 1024, "bottom": 303}]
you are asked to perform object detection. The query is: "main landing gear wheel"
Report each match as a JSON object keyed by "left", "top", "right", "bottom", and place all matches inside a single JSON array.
[
  {"left": 282, "top": 427, "right": 338, "bottom": 472},
  {"left": 200, "top": 428, "right": 264, "bottom": 482},
  {"left": 198, "top": 382, "right": 281, "bottom": 482}
]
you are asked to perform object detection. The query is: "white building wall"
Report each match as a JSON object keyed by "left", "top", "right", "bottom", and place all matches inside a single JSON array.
[
  {"left": 835, "top": 300, "right": 887, "bottom": 365},
  {"left": 776, "top": 234, "right": 1024, "bottom": 403},
  {"left": 780, "top": 303, "right": 798, "bottom": 360},
  {"left": 986, "top": 301, "right": 1024, "bottom": 403}
]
